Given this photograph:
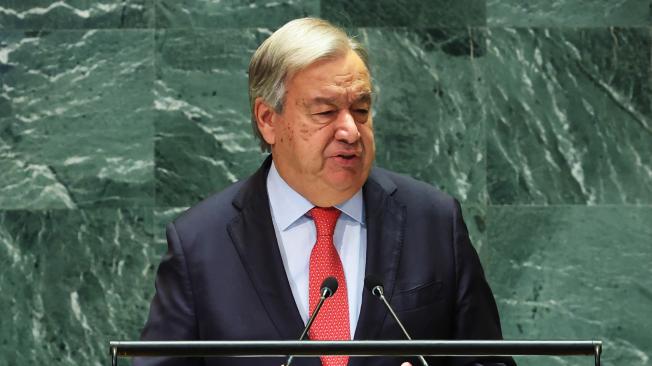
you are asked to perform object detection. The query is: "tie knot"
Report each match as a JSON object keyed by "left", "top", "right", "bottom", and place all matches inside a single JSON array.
[{"left": 309, "top": 207, "right": 341, "bottom": 237}]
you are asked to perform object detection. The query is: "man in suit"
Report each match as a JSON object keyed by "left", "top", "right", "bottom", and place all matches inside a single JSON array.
[{"left": 137, "top": 18, "right": 514, "bottom": 366}]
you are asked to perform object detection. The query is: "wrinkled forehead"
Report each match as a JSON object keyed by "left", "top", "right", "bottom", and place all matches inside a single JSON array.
[
  {"left": 305, "top": 70, "right": 372, "bottom": 102},
  {"left": 331, "top": 67, "right": 371, "bottom": 86}
]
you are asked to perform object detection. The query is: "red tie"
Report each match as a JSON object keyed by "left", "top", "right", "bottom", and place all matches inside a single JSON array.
[{"left": 308, "top": 207, "right": 350, "bottom": 366}]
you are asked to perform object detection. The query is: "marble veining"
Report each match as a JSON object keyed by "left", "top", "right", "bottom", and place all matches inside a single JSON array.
[
  {"left": 155, "top": 0, "right": 319, "bottom": 28},
  {"left": 483, "top": 28, "right": 651, "bottom": 204},
  {"left": 483, "top": 206, "right": 652, "bottom": 366},
  {"left": 322, "top": 0, "right": 486, "bottom": 27},
  {"left": 0, "top": 30, "right": 155, "bottom": 209},
  {"left": 487, "top": 0, "right": 651, "bottom": 27},
  {"left": 364, "top": 28, "right": 487, "bottom": 204},
  {"left": 0, "top": 209, "right": 158, "bottom": 365},
  {"left": 0, "top": 0, "right": 153, "bottom": 29},
  {"left": 154, "top": 28, "right": 266, "bottom": 206}
]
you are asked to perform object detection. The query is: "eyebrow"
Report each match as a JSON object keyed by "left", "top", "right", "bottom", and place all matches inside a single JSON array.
[
  {"left": 308, "top": 92, "right": 372, "bottom": 107},
  {"left": 309, "top": 97, "right": 338, "bottom": 106},
  {"left": 354, "top": 92, "right": 372, "bottom": 104}
]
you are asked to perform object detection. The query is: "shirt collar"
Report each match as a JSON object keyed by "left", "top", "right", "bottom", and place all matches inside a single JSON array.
[
  {"left": 267, "top": 161, "right": 365, "bottom": 231},
  {"left": 336, "top": 189, "right": 364, "bottom": 225}
]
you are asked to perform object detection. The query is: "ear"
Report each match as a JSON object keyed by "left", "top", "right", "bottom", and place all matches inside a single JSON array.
[{"left": 254, "top": 97, "right": 278, "bottom": 146}]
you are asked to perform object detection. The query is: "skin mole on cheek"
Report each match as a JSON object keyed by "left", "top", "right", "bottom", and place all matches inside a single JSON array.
[{"left": 298, "top": 123, "right": 312, "bottom": 141}]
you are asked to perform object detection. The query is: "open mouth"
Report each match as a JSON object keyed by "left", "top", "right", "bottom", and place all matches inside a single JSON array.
[{"left": 337, "top": 154, "right": 356, "bottom": 160}]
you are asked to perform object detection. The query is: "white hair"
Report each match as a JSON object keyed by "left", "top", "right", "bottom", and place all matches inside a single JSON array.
[{"left": 248, "top": 17, "right": 370, "bottom": 152}]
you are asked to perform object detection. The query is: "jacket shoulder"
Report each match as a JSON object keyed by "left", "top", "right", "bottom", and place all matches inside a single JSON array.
[
  {"left": 170, "top": 179, "right": 246, "bottom": 239},
  {"left": 371, "top": 167, "right": 458, "bottom": 215}
]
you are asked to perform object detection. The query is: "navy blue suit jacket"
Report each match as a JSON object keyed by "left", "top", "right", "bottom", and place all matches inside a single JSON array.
[{"left": 137, "top": 157, "right": 514, "bottom": 366}]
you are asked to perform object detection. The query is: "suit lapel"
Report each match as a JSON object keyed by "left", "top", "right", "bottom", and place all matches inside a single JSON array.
[
  {"left": 227, "top": 156, "right": 306, "bottom": 340},
  {"left": 354, "top": 168, "right": 406, "bottom": 341}
]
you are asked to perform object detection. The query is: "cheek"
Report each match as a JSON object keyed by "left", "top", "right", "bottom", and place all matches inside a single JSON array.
[
  {"left": 298, "top": 124, "right": 311, "bottom": 142},
  {"left": 278, "top": 120, "right": 296, "bottom": 145},
  {"left": 297, "top": 119, "right": 328, "bottom": 145}
]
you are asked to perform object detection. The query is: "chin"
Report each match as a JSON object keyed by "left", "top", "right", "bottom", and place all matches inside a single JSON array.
[{"left": 325, "top": 174, "right": 365, "bottom": 193}]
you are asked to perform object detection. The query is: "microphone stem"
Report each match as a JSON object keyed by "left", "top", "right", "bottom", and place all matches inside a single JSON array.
[
  {"left": 378, "top": 293, "right": 411, "bottom": 340},
  {"left": 299, "top": 293, "right": 327, "bottom": 340},
  {"left": 378, "top": 293, "right": 430, "bottom": 366},
  {"left": 286, "top": 291, "right": 328, "bottom": 366}
]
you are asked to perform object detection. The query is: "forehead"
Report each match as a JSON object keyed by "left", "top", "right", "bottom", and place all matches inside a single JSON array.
[{"left": 287, "top": 51, "right": 371, "bottom": 98}]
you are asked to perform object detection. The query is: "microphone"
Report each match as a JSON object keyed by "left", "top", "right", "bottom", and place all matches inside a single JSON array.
[
  {"left": 285, "top": 276, "right": 338, "bottom": 366},
  {"left": 364, "top": 275, "right": 429, "bottom": 366}
]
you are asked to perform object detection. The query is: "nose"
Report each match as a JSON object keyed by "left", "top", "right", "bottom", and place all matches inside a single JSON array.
[{"left": 333, "top": 109, "right": 361, "bottom": 144}]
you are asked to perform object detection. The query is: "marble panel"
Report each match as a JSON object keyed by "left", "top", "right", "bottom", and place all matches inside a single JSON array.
[
  {"left": 0, "top": 0, "right": 153, "bottom": 29},
  {"left": 154, "top": 28, "right": 266, "bottom": 207},
  {"left": 155, "top": 0, "right": 319, "bottom": 28},
  {"left": 484, "top": 205, "right": 652, "bottom": 366},
  {"left": 0, "top": 208, "right": 159, "bottom": 366},
  {"left": 365, "top": 28, "right": 487, "bottom": 204},
  {"left": 322, "top": 0, "right": 485, "bottom": 27},
  {"left": 482, "top": 28, "right": 651, "bottom": 205},
  {"left": 487, "top": 0, "right": 650, "bottom": 27},
  {"left": 0, "top": 30, "right": 155, "bottom": 209}
]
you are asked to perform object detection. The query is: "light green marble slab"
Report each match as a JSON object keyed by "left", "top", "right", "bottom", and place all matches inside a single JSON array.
[
  {"left": 0, "top": 30, "right": 155, "bottom": 209},
  {"left": 155, "top": 0, "right": 319, "bottom": 28},
  {"left": 0, "top": 208, "right": 158, "bottom": 365},
  {"left": 482, "top": 28, "right": 651, "bottom": 205},
  {"left": 484, "top": 205, "right": 652, "bottom": 366},
  {"left": 488, "top": 0, "right": 650, "bottom": 27},
  {"left": 0, "top": 0, "right": 153, "bottom": 29}
]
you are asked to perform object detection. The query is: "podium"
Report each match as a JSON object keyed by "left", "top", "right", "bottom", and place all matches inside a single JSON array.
[{"left": 109, "top": 340, "right": 602, "bottom": 366}]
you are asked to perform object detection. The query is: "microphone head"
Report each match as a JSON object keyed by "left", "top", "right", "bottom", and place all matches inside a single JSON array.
[
  {"left": 364, "top": 274, "right": 384, "bottom": 297},
  {"left": 320, "top": 276, "right": 338, "bottom": 298}
]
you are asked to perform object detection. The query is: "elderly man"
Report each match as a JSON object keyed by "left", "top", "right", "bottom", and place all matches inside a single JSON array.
[{"left": 137, "top": 18, "right": 514, "bottom": 366}]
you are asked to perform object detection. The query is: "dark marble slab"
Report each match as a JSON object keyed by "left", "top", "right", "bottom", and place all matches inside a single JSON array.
[
  {"left": 484, "top": 205, "right": 652, "bottom": 366},
  {"left": 155, "top": 0, "right": 319, "bottom": 28},
  {"left": 367, "top": 28, "right": 487, "bottom": 204},
  {"left": 322, "top": 0, "right": 485, "bottom": 27},
  {"left": 154, "top": 28, "right": 266, "bottom": 207},
  {"left": 0, "top": 30, "right": 155, "bottom": 209},
  {"left": 482, "top": 28, "right": 651, "bottom": 205},
  {"left": 488, "top": 0, "right": 651, "bottom": 27},
  {"left": 0, "top": 0, "right": 153, "bottom": 29},
  {"left": 0, "top": 208, "right": 159, "bottom": 365}
]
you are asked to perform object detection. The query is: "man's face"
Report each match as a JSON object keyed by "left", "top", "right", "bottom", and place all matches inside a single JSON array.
[{"left": 267, "top": 50, "right": 375, "bottom": 206}]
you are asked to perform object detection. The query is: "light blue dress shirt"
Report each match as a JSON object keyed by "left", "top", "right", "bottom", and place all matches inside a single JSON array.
[{"left": 267, "top": 161, "right": 367, "bottom": 338}]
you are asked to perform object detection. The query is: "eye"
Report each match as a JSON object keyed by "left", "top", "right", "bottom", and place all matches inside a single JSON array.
[
  {"left": 315, "top": 110, "right": 336, "bottom": 116},
  {"left": 354, "top": 109, "right": 369, "bottom": 115}
]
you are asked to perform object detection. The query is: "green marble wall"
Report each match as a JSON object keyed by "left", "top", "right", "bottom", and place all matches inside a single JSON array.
[{"left": 0, "top": 1, "right": 649, "bottom": 366}]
